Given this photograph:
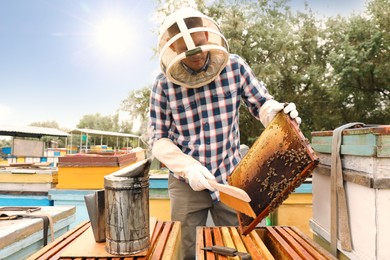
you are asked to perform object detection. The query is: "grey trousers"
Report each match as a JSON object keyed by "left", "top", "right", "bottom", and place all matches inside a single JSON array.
[{"left": 168, "top": 175, "right": 239, "bottom": 260}]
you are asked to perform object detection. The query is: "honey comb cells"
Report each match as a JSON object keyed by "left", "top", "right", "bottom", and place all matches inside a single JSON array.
[{"left": 229, "top": 112, "right": 319, "bottom": 235}]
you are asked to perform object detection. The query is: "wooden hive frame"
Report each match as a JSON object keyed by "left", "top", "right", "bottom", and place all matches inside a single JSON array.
[
  {"left": 196, "top": 226, "right": 336, "bottom": 259},
  {"left": 229, "top": 112, "right": 319, "bottom": 235}
]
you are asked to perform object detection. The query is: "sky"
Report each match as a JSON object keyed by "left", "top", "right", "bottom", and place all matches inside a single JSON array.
[{"left": 0, "top": 0, "right": 366, "bottom": 131}]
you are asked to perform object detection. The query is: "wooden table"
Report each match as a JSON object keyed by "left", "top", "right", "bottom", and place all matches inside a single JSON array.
[
  {"left": 28, "top": 220, "right": 181, "bottom": 260},
  {"left": 196, "top": 226, "right": 336, "bottom": 260}
]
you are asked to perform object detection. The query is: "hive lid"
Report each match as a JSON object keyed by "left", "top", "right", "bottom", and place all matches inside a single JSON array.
[
  {"left": 311, "top": 124, "right": 390, "bottom": 137},
  {"left": 311, "top": 124, "right": 390, "bottom": 157}
]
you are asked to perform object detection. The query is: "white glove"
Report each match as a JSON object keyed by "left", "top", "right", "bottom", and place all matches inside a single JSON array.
[
  {"left": 283, "top": 103, "right": 301, "bottom": 125},
  {"left": 259, "top": 100, "right": 301, "bottom": 127},
  {"left": 184, "top": 164, "right": 216, "bottom": 191}
]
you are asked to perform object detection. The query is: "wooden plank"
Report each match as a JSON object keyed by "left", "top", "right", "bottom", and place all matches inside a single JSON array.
[
  {"left": 312, "top": 142, "right": 378, "bottom": 156},
  {"left": 378, "top": 135, "right": 390, "bottom": 157},
  {"left": 196, "top": 227, "right": 206, "bottom": 260},
  {"left": 145, "top": 221, "right": 164, "bottom": 259},
  {"left": 274, "top": 226, "right": 314, "bottom": 260},
  {"left": 26, "top": 221, "right": 90, "bottom": 260},
  {"left": 162, "top": 221, "right": 181, "bottom": 260},
  {"left": 150, "top": 221, "right": 172, "bottom": 260},
  {"left": 238, "top": 229, "right": 265, "bottom": 259},
  {"left": 311, "top": 144, "right": 332, "bottom": 154},
  {"left": 212, "top": 227, "right": 228, "bottom": 260},
  {"left": 313, "top": 133, "right": 377, "bottom": 146},
  {"left": 196, "top": 226, "right": 337, "bottom": 260},
  {"left": 0, "top": 172, "right": 55, "bottom": 183},
  {"left": 204, "top": 227, "right": 216, "bottom": 260},
  {"left": 289, "top": 227, "right": 337, "bottom": 260},
  {"left": 40, "top": 218, "right": 155, "bottom": 260},
  {"left": 149, "top": 217, "right": 158, "bottom": 239},
  {"left": 340, "top": 144, "right": 377, "bottom": 157},
  {"left": 60, "top": 227, "right": 148, "bottom": 257},
  {"left": 315, "top": 164, "right": 373, "bottom": 188},
  {"left": 283, "top": 227, "right": 328, "bottom": 260},
  {"left": 266, "top": 227, "right": 302, "bottom": 260},
  {"left": 220, "top": 227, "right": 239, "bottom": 260},
  {"left": 250, "top": 230, "right": 275, "bottom": 260},
  {"left": 312, "top": 131, "right": 390, "bottom": 157},
  {"left": 229, "top": 227, "right": 247, "bottom": 253}
]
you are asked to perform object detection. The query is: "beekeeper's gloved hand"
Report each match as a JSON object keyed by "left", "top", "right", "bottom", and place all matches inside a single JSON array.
[
  {"left": 184, "top": 164, "right": 216, "bottom": 191},
  {"left": 259, "top": 100, "right": 301, "bottom": 128}
]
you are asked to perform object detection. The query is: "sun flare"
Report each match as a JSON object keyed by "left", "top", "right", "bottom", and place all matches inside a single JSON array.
[{"left": 93, "top": 16, "right": 134, "bottom": 58}]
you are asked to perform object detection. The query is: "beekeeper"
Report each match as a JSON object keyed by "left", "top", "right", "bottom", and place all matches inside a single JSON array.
[{"left": 148, "top": 7, "right": 301, "bottom": 259}]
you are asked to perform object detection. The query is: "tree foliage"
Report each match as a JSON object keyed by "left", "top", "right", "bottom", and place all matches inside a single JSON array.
[
  {"left": 323, "top": 6, "right": 390, "bottom": 127},
  {"left": 121, "top": 86, "right": 151, "bottom": 122},
  {"left": 0, "top": 139, "right": 11, "bottom": 148},
  {"left": 120, "top": 86, "right": 151, "bottom": 139},
  {"left": 77, "top": 113, "right": 119, "bottom": 131},
  {"left": 125, "top": 0, "right": 389, "bottom": 146},
  {"left": 28, "top": 120, "right": 68, "bottom": 146},
  {"left": 29, "top": 120, "right": 60, "bottom": 129},
  {"left": 207, "top": 0, "right": 389, "bottom": 144}
]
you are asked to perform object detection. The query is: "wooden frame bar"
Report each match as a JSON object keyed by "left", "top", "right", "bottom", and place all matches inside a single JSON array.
[
  {"left": 196, "top": 226, "right": 336, "bottom": 260},
  {"left": 28, "top": 221, "right": 180, "bottom": 260}
]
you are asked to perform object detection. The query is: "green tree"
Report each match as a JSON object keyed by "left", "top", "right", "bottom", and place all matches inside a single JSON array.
[
  {"left": 152, "top": 0, "right": 389, "bottom": 145},
  {"left": 29, "top": 120, "right": 68, "bottom": 147},
  {"left": 76, "top": 113, "right": 123, "bottom": 148},
  {"left": 29, "top": 120, "right": 60, "bottom": 129},
  {"left": 208, "top": 0, "right": 329, "bottom": 140},
  {"left": 77, "top": 113, "right": 119, "bottom": 131},
  {"left": 121, "top": 86, "right": 151, "bottom": 122},
  {"left": 208, "top": 0, "right": 389, "bottom": 139},
  {"left": 120, "top": 86, "right": 151, "bottom": 140},
  {"left": 0, "top": 139, "right": 11, "bottom": 148},
  {"left": 323, "top": 0, "right": 390, "bottom": 127}
]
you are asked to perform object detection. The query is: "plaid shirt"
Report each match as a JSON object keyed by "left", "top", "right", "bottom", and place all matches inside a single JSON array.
[{"left": 149, "top": 54, "right": 273, "bottom": 201}]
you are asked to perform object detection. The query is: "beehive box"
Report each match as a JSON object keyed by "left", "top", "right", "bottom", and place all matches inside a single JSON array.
[
  {"left": 0, "top": 206, "right": 75, "bottom": 259},
  {"left": 0, "top": 167, "right": 58, "bottom": 193},
  {"left": 310, "top": 125, "right": 390, "bottom": 259},
  {"left": 56, "top": 153, "right": 138, "bottom": 189}
]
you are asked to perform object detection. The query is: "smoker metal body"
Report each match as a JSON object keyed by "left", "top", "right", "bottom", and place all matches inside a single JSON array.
[
  {"left": 84, "top": 189, "right": 106, "bottom": 242},
  {"left": 104, "top": 159, "right": 151, "bottom": 255},
  {"left": 84, "top": 159, "right": 152, "bottom": 255}
]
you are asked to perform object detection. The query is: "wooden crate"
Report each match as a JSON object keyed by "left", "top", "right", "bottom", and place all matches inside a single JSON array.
[
  {"left": 310, "top": 125, "right": 390, "bottom": 259},
  {"left": 196, "top": 226, "right": 335, "bottom": 259},
  {"left": 28, "top": 220, "right": 181, "bottom": 260}
]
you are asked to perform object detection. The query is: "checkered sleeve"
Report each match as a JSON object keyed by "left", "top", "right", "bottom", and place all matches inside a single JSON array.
[
  {"left": 148, "top": 74, "right": 171, "bottom": 148},
  {"left": 235, "top": 55, "right": 274, "bottom": 119}
]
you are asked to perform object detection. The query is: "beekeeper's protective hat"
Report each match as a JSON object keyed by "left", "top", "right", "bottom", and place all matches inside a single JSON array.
[{"left": 158, "top": 7, "right": 229, "bottom": 88}]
